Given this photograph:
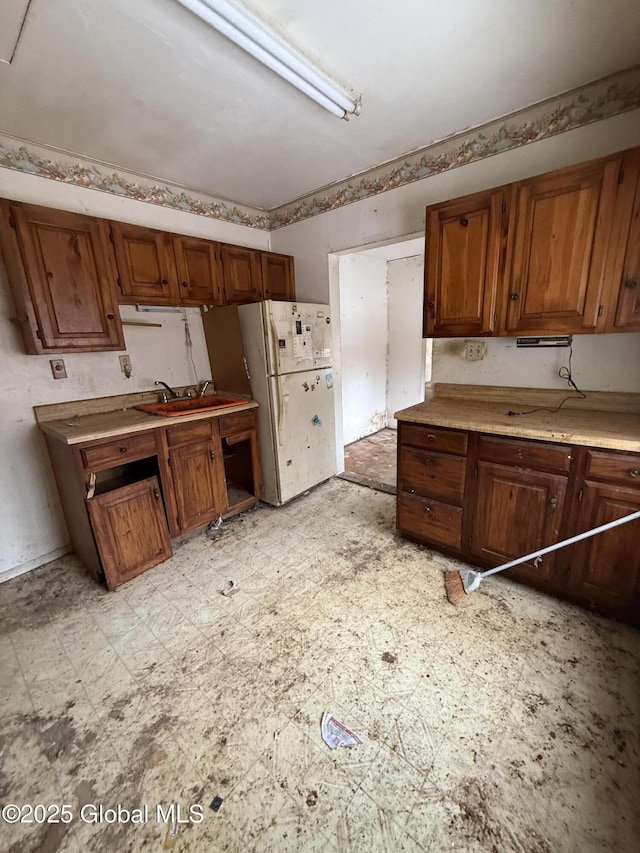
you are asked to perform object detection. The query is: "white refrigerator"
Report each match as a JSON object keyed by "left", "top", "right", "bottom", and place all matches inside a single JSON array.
[{"left": 238, "top": 300, "right": 337, "bottom": 506}]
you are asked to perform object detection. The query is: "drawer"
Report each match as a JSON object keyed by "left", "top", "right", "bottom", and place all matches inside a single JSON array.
[
  {"left": 586, "top": 450, "right": 640, "bottom": 485},
  {"left": 397, "top": 492, "right": 463, "bottom": 551},
  {"left": 400, "top": 423, "right": 467, "bottom": 455},
  {"left": 218, "top": 408, "right": 257, "bottom": 436},
  {"left": 398, "top": 445, "right": 466, "bottom": 504},
  {"left": 80, "top": 432, "right": 157, "bottom": 471},
  {"left": 478, "top": 435, "right": 572, "bottom": 472},
  {"left": 166, "top": 420, "right": 214, "bottom": 449}
]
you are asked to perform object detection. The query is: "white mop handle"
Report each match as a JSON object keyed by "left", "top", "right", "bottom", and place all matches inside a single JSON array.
[{"left": 480, "top": 509, "right": 640, "bottom": 579}]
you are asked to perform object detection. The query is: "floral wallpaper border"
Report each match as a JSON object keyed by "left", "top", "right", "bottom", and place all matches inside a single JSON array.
[
  {"left": 270, "top": 65, "right": 640, "bottom": 229},
  {"left": 1, "top": 65, "right": 639, "bottom": 233},
  {"left": 0, "top": 136, "right": 271, "bottom": 230}
]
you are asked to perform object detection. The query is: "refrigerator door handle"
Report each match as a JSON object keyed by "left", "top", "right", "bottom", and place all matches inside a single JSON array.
[
  {"left": 269, "top": 314, "right": 282, "bottom": 376},
  {"left": 275, "top": 372, "right": 285, "bottom": 446}
]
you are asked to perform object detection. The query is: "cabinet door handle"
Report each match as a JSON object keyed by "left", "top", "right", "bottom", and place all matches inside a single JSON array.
[
  {"left": 182, "top": 281, "right": 189, "bottom": 288},
  {"left": 630, "top": 469, "right": 639, "bottom": 477},
  {"left": 119, "top": 446, "right": 127, "bottom": 454},
  {"left": 153, "top": 488, "right": 160, "bottom": 500},
  {"left": 424, "top": 506, "right": 432, "bottom": 513},
  {"left": 106, "top": 313, "right": 115, "bottom": 320},
  {"left": 210, "top": 450, "right": 215, "bottom": 460},
  {"left": 624, "top": 279, "right": 637, "bottom": 289},
  {"left": 550, "top": 495, "right": 558, "bottom": 512},
  {"left": 459, "top": 218, "right": 469, "bottom": 227},
  {"left": 509, "top": 292, "right": 519, "bottom": 301},
  {"left": 161, "top": 278, "right": 169, "bottom": 285},
  {"left": 427, "top": 434, "right": 435, "bottom": 442}
]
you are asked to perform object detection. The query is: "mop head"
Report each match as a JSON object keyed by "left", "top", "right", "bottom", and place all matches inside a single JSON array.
[{"left": 444, "top": 568, "right": 482, "bottom": 604}]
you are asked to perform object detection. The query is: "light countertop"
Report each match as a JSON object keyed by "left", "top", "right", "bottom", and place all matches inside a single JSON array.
[
  {"left": 34, "top": 390, "right": 257, "bottom": 446},
  {"left": 395, "top": 384, "right": 640, "bottom": 452}
]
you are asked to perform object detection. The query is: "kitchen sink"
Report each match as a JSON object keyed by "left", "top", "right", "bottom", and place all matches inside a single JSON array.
[{"left": 135, "top": 396, "right": 241, "bottom": 417}]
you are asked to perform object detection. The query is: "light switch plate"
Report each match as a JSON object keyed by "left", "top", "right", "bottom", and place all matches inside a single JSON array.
[
  {"left": 50, "top": 359, "right": 67, "bottom": 379},
  {"left": 119, "top": 355, "right": 132, "bottom": 378}
]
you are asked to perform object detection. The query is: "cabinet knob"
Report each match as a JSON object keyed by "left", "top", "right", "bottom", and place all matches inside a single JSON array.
[
  {"left": 550, "top": 495, "right": 558, "bottom": 512},
  {"left": 427, "top": 434, "right": 435, "bottom": 442},
  {"left": 161, "top": 278, "right": 169, "bottom": 285},
  {"left": 119, "top": 446, "right": 127, "bottom": 454},
  {"left": 630, "top": 469, "right": 639, "bottom": 478},
  {"left": 424, "top": 506, "right": 432, "bottom": 513},
  {"left": 509, "top": 293, "right": 520, "bottom": 301},
  {"left": 181, "top": 281, "right": 189, "bottom": 288},
  {"left": 210, "top": 450, "right": 215, "bottom": 460},
  {"left": 459, "top": 218, "right": 469, "bottom": 227},
  {"left": 624, "top": 279, "right": 637, "bottom": 289},
  {"left": 153, "top": 488, "right": 160, "bottom": 500},
  {"left": 425, "top": 458, "right": 434, "bottom": 466},
  {"left": 106, "top": 313, "right": 115, "bottom": 320}
]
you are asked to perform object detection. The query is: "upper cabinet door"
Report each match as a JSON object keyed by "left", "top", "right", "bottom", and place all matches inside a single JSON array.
[
  {"left": 504, "top": 156, "right": 623, "bottom": 334},
  {"left": 0, "top": 201, "right": 124, "bottom": 353},
  {"left": 220, "top": 245, "right": 262, "bottom": 304},
  {"left": 110, "top": 222, "right": 179, "bottom": 304},
  {"left": 423, "top": 188, "right": 507, "bottom": 337},
  {"left": 260, "top": 251, "right": 295, "bottom": 301},
  {"left": 173, "top": 235, "right": 222, "bottom": 306},
  {"left": 605, "top": 150, "right": 640, "bottom": 332}
]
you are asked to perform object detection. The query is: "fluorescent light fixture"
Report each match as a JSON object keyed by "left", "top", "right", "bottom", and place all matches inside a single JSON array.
[{"left": 175, "top": 0, "right": 360, "bottom": 119}]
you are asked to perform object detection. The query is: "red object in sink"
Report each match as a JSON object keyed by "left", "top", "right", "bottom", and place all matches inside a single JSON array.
[{"left": 135, "top": 396, "right": 240, "bottom": 417}]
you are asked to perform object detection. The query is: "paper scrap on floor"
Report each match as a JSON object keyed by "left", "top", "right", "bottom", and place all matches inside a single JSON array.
[{"left": 321, "top": 712, "right": 363, "bottom": 749}]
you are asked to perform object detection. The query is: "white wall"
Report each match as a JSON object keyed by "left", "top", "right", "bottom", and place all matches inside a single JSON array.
[
  {"left": 270, "top": 112, "right": 640, "bottom": 463},
  {"left": 431, "top": 334, "right": 640, "bottom": 392},
  {"left": 0, "top": 171, "right": 269, "bottom": 580},
  {"left": 339, "top": 253, "right": 388, "bottom": 445},
  {"left": 386, "top": 256, "right": 426, "bottom": 426}
]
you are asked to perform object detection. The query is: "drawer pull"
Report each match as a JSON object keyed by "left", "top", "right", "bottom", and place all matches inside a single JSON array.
[
  {"left": 119, "top": 445, "right": 127, "bottom": 454},
  {"left": 425, "top": 458, "right": 434, "bottom": 466},
  {"left": 427, "top": 434, "right": 435, "bottom": 442},
  {"left": 550, "top": 495, "right": 558, "bottom": 513},
  {"left": 424, "top": 506, "right": 432, "bottom": 513},
  {"left": 630, "top": 469, "right": 639, "bottom": 478},
  {"left": 210, "top": 450, "right": 216, "bottom": 460},
  {"left": 624, "top": 278, "right": 637, "bottom": 289},
  {"left": 153, "top": 488, "right": 160, "bottom": 500}
]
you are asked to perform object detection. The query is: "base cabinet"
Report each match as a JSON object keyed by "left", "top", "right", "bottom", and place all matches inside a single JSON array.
[
  {"left": 87, "top": 477, "right": 172, "bottom": 590},
  {"left": 397, "top": 422, "right": 640, "bottom": 625}
]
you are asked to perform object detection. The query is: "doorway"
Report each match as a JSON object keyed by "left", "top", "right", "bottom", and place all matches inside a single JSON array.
[{"left": 335, "top": 238, "right": 429, "bottom": 492}]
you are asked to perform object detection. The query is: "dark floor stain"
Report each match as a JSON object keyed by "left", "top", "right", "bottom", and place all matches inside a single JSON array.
[
  {"left": 305, "top": 790, "right": 318, "bottom": 808},
  {"left": 381, "top": 652, "right": 397, "bottom": 663}
]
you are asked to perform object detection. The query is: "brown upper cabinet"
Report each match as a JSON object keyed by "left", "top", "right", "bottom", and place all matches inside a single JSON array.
[
  {"left": 260, "top": 251, "right": 295, "bottom": 301},
  {"left": 220, "top": 244, "right": 262, "bottom": 304},
  {"left": 424, "top": 187, "right": 508, "bottom": 337},
  {"left": 110, "top": 222, "right": 223, "bottom": 306},
  {"left": 0, "top": 201, "right": 125, "bottom": 353},
  {"left": 423, "top": 146, "right": 640, "bottom": 337}
]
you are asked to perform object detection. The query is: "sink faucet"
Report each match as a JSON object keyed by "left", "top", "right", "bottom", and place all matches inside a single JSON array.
[
  {"left": 155, "top": 381, "right": 193, "bottom": 404},
  {"left": 198, "top": 380, "right": 212, "bottom": 397}
]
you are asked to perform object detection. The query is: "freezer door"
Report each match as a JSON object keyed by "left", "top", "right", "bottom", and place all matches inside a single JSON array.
[
  {"left": 266, "top": 301, "right": 333, "bottom": 375},
  {"left": 266, "top": 368, "right": 337, "bottom": 505}
]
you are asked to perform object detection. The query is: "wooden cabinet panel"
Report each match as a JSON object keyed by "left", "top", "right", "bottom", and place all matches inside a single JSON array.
[
  {"left": 261, "top": 252, "right": 295, "bottom": 301},
  {"left": 567, "top": 481, "right": 640, "bottom": 624},
  {"left": 220, "top": 245, "right": 262, "bottom": 304},
  {"left": 173, "top": 235, "right": 222, "bottom": 306},
  {"left": 399, "top": 423, "right": 467, "bottom": 455},
  {"left": 477, "top": 435, "right": 572, "bottom": 472},
  {"left": 80, "top": 431, "right": 157, "bottom": 472},
  {"left": 424, "top": 188, "right": 507, "bottom": 336},
  {"left": 87, "top": 476, "right": 172, "bottom": 590},
  {"left": 169, "top": 421, "right": 225, "bottom": 531},
  {"left": 0, "top": 201, "right": 124, "bottom": 353},
  {"left": 585, "top": 449, "right": 640, "bottom": 485},
  {"left": 398, "top": 445, "right": 466, "bottom": 503},
  {"left": 470, "top": 461, "right": 567, "bottom": 581},
  {"left": 397, "top": 492, "right": 463, "bottom": 550},
  {"left": 218, "top": 408, "right": 257, "bottom": 436},
  {"left": 504, "top": 156, "right": 622, "bottom": 334},
  {"left": 110, "top": 222, "right": 179, "bottom": 304},
  {"left": 607, "top": 150, "right": 640, "bottom": 331}
]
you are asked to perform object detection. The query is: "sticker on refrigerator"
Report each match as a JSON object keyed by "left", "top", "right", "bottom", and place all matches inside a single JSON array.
[
  {"left": 322, "top": 348, "right": 331, "bottom": 358},
  {"left": 325, "top": 373, "right": 333, "bottom": 389},
  {"left": 312, "top": 415, "right": 321, "bottom": 426},
  {"left": 293, "top": 321, "right": 311, "bottom": 360}
]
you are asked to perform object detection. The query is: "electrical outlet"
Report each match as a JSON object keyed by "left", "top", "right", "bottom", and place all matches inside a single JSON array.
[
  {"left": 119, "top": 355, "right": 132, "bottom": 378},
  {"left": 50, "top": 359, "right": 67, "bottom": 379},
  {"left": 464, "top": 341, "right": 486, "bottom": 361}
]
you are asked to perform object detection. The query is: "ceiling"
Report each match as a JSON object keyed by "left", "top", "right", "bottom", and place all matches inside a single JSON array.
[{"left": 1, "top": 0, "right": 640, "bottom": 210}]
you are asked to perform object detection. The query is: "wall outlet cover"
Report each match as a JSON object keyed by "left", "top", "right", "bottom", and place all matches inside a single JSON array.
[
  {"left": 464, "top": 341, "right": 486, "bottom": 361},
  {"left": 50, "top": 359, "right": 67, "bottom": 379}
]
